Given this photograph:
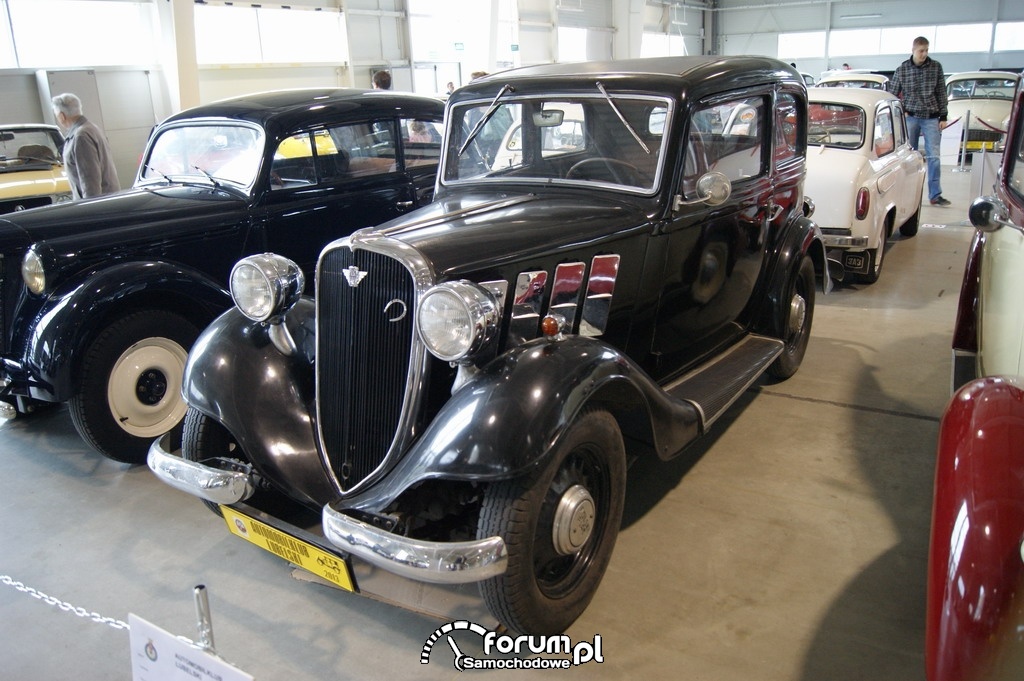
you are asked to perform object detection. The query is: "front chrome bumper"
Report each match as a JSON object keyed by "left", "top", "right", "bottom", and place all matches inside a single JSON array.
[
  {"left": 322, "top": 504, "right": 508, "bottom": 585},
  {"left": 148, "top": 433, "right": 508, "bottom": 585},
  {"left": 147, "top": 433, "right": 256, "bottom": 505}
]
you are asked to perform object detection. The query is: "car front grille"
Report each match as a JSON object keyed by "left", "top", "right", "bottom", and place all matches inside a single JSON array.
[{"left": 316, "top": 245, "right": 416, "bottom": 492}]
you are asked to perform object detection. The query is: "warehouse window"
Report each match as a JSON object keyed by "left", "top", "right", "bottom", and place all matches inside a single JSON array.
[
  {"left": 935, "top": 23, "right": 992, "bottom": 53},
  {"left": 6, "top": 0, "right": 156, "bottom": 67},
  {"left": 777, "top": 31, "right": 826, "bottom": 60},
  {"left": 995, "top": 22, "right": 1024, "bottom": 51},
  {"left": 194, "top": 4, "right": 347, "bottom": 65}
]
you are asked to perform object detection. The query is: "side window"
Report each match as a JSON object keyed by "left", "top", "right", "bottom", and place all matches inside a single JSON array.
[
  {"left": 400, "top": 118, "right": 443, "bottom": 168},
  {"left": 329, "top": 121, "right": 398, "bottom": 178},
  {"left": 271, "top": 132, "right": 317, "bottom": 190},
  {"left": 684, "top": 95, "right": 766, "bottom": 195},
  {"left": 1008, "top": 98, "right": 1024, "bottom": 202},
  {"left": 873, "top": 108, "right": 895, "bottom": 157},
  {"left": 774, "top": 92, "right": 803, "bottom": 165}
]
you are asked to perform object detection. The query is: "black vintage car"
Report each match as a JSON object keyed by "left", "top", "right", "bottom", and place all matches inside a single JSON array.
[
  {"left": 150, "top": 57, "right": 829, "bottom": 635},
  {"left": 0, "top": 88, "right": 444, "bottom": 462}
]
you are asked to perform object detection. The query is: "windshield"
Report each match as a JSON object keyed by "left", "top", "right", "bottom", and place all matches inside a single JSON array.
[
  {"left": 443, "top": 94, "right": 671, "bottom": 193},
  {"left": 141, "top": 123, "right": 263, "bottom": 188},
  {"left": 807, "top": 103, "right": 866, "bottom": 149},
  {"left": 0, "top": 127, "right": 63, "bottom": 173},
  {"left": 948, "top": 78, "right": 1017, "bottom": 100}
]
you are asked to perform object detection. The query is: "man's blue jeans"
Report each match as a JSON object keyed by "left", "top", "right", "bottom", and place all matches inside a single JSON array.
[{"left": 907, "top": 116, "right": 942, "bottom": 201}]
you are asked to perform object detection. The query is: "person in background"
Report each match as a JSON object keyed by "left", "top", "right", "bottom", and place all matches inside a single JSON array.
[
  {"left": 470, "top": 71, "right": 489, "bottom": 81},
  {"left": 446, "top": 81, "right": 456, "bottom": 95},
  {"left": 51, "top": 92, "right": 120, "bottom": 200},
  {"left": 888, "top": 36, "right": 950, "bottom": 206},
  {"left": 372, "top": 70, "right": 392, "bottom": 90},
  {"left": 842, "top": 62, "right": 852, "bottom": 70}
]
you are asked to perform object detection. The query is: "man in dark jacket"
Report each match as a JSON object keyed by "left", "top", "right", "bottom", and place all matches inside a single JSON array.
[
  {"left": 52, "top": 92, "right": 121, "bottom": 200},
  {"left": 889, "top": 37, "right": 950, "bottom": 206}
]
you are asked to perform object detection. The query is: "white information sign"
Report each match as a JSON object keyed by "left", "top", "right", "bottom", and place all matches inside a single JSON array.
[{"left": 128, "top": 613, "right": 254, "bottom": 681}]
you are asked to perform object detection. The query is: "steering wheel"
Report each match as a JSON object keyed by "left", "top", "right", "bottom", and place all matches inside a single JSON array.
[{"left": 566, "top": 157, "right": 642, "bottom": 186}]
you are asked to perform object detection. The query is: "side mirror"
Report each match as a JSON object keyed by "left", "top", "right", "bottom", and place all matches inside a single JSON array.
[
  {"left": 969, "top": 195, "right": 1021, "bottom": 234},
  {"left": 673, "top": 171, "right": 732, "bottom": 211}
]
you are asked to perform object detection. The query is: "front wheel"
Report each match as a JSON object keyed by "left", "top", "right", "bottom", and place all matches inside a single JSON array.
[
  {"left": 477, "top": 409, "right": 626, "bottom": 635},
  {"left": 768, "top": 255, "right": 815, "bottom": 380},
  {"left": 69, "top": 311, "right": 198, "bottom": 463}
]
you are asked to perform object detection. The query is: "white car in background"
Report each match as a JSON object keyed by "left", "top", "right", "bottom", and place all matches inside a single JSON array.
[
  {"left": 945, "top": 70, "right": 1021, "bottom": 152},
  {"left": 816, "top": 71, "right": 890, "bottom": 90},
  {"left": 805, "top": 88, "right": 926, "bottom": 284}
]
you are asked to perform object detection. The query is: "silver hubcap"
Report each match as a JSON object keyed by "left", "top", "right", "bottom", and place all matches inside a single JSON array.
[
  {"left": 552, "top": 484, "right": 596, "bottom": 556},
  {"left": 788, "top": 293, "right": 807, "bottom": 338}
]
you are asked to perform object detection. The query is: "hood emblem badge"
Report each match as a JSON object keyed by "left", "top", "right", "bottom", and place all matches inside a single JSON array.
[{"left": 344, "top": 265, "right": 368, "bottom": 287}]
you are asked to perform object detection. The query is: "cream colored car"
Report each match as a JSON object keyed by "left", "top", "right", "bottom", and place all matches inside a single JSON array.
[
  {"left": 0, "top": 124, "right": 71, "bottom": 214},
  {"left": 946, "top": 71, "right": 1020, "bottom": 152},
  {"left": 806, "top": 88, "right": 926, "bottom": 284}
]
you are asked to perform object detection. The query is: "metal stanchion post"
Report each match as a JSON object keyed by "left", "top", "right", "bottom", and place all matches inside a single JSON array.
[
  {"left": 194, "top": 584, "right": 217, "bottom": 654},
  {"left": 953, "top": 109, "right": 971, "bottom": 173}
]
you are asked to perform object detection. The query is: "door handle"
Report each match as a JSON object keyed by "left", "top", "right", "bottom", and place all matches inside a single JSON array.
[{"left": 396, "top": 200, "right": 414, "bottom": 209}]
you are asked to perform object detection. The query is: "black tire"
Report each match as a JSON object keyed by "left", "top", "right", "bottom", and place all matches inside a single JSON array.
[
  {"left": 900, "top": 205, "right": 920, "bottom": 238},
  {"left": 69, "top": 311, "right": 199, "bottom": 464},
  {"left": 182, "top": 408, "right": 239, "bottom": 516},
  {"left": 768, "top": 255, "right": 815, "bottom": 380},
  {"left": 859, "top": 245, "right": 883, "bottom": 284},
  {"left": 477, "top": 409, "right": 626, "bottom": 635}
]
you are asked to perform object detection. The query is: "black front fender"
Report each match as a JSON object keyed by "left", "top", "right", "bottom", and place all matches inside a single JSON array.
[
  {"left": 342, "top": 335, "right": 702, "bottom": 512},
  {"left": 183, "top": 298, "right": 335, "bottom": 508}
]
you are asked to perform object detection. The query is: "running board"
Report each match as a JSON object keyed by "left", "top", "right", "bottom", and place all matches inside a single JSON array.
[{"left": 663, "top": 334, "right": 784, "bottom": 431}]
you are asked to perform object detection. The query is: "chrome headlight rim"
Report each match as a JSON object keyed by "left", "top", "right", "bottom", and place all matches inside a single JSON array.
[
  {"left": 229, "top": 253, "right": 304, "bottom": 323},
  {"left": 417, "top": 280, "right": 500, "bottom": 363},
  {"left": 22, "top": 249, "right": 47, "bottom": 295}
]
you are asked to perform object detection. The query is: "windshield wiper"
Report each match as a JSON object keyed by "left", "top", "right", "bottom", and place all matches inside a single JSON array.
[
  {"left": 143, "top": 164, "right": 172, "bottom": 183},
  {"left": 596, "top": 81, "right": 650, "bottom": 154},
  {"left": 459, "top": 84, "right": 514, "bottom": 156},
  {"left": 191, "top": 165, "right": 222, "bottom": 189}
]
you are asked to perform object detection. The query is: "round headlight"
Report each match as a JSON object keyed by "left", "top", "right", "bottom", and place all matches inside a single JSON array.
[
  {"left": 417, "top": 281, "right": 499, "bottom": 362},
  {"left": 230, "top": 254, "right": 304, "bottom": 323},
  {"left": 22, "top": 249, "right": 46, "bottom": 295}
]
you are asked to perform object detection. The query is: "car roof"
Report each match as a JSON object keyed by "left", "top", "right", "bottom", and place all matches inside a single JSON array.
[
  {"left": 0, "top": 123, "right": 61, "bottom": 133},
  {"left": 809, "top": 88, "right": 898, "bottom": 107},
  {"left": 818, "top": 72, "right": 888, "bottom": 84},
  {"left": 946, "top": 71, "right": 1021, "bottom": 82},
  {"left": 159, "top": 88, "right": 445, "bottom": 132},
  {"left": 454, "top": 56, "right": 803, "bottom": 101}
]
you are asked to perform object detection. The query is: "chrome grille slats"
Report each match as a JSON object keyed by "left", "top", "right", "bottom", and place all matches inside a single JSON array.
[{"left": 316, "top": 246, "right": 416, "bottom": 492}]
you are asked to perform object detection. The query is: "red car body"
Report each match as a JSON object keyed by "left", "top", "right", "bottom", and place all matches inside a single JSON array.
[{"left": 930, "top": 78, "right": 1024, "bottom": 680}]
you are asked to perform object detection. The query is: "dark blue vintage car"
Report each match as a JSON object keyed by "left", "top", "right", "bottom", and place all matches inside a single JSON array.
[
  {"left": 0, "top": 88, "right": 444, "bottom": 462},
  {"left": 150, "top": 57, "right": 829, "bottom": 635}
]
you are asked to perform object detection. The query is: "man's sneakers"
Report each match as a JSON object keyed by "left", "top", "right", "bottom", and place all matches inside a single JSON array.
[{"left": 930, "top": 196, "right": 952, "bottom": 206}]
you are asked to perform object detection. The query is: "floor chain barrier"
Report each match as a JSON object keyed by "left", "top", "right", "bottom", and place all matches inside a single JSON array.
[{"left": 1, "top": 574, "right": 130, "bottom": 631}]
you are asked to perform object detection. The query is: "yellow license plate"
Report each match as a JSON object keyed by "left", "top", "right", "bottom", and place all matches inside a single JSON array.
[{"left": 221, "top": 506, "right": 355, "bottom": 592}]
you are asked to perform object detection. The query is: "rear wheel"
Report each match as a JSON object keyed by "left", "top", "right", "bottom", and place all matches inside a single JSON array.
[
  {"left": 69, "top": 311, "right": 198, "bottom": 464},
  {"left": 477, "top": 409, "right": 626, "bottom": 635},
  {"left": 768, "top": 255, "right": 815, "bottom": 380}
]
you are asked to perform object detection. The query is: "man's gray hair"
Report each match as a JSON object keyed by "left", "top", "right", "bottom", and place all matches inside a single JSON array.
[{"left": 52, "top": 92, "right": 83, "bottom": 117}]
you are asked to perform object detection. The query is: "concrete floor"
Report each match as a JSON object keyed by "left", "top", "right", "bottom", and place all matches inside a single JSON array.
[{"left": 0, "top": 167, "right": 980, "bottom": 680}]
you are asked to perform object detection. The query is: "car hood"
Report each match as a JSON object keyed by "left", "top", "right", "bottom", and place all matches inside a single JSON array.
[
  {"left": 366, "top": 191, "right": 650, "bottom": 277},
  {"left": 0, "top": 167, "right": 70, "bottom": 200},
  {"left": 0, "top": 184, "right": 245, "bottom": 253}
]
